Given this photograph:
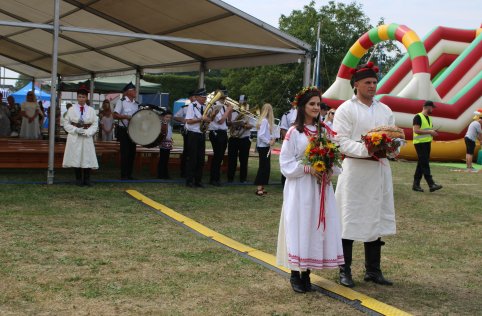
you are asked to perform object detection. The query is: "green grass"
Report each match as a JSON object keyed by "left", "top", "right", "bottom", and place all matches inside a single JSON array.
[{"left": 0, "top": 150, "right": 481, "bottom": 315}]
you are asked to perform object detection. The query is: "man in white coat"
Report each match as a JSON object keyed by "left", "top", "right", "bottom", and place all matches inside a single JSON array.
[{"left": 333, "top": 62, "right": 396, "bottom": 288}]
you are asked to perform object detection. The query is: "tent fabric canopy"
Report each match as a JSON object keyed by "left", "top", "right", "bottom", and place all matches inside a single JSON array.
[
  {"left": 11, "top": 82, "right": 51, "bottom": 104},
  {"left": 0, "top": 0, "right": 310, "bottom": 80}
]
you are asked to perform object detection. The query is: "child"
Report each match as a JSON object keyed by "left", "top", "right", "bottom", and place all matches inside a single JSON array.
[
  {"left": 158, "top": 110, "right": 173, "bottom": 179},
  {"left": 62, "top": 88, "right": 98, "bottom": 186},
  {"left": 100, "top": 101, "right": 114, "bottom": 141}
]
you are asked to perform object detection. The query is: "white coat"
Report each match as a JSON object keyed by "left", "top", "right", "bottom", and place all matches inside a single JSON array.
[
  {"left": 62, "top": 104, "right": 99, "bottom": 169},
  {"left": 333, "top": 96, "right": 396, "bottom": 242}
]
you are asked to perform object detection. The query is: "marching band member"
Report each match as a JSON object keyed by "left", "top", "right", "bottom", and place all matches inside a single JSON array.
[
  {"left": 113, "top": 82, "right": 139, "bottom": 180},
  {"left": 62, "top": 88, "right": 98, "bottom": 186},
  {"left": 227, "top": 100, "right": 253, "bottom": 183},
  {"left": 208, "top": 90, "right": 232, "bottom": 186},
  {"left": 184, "top": 88, "right": 210, "bottom": 188},
  {"left": 174, "top": 90, "right": 194, "bottom": 178}
]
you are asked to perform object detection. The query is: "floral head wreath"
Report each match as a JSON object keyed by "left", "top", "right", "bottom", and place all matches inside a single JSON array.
[{"left": 292, "top": 86, "right": 321, "bottom": 107}]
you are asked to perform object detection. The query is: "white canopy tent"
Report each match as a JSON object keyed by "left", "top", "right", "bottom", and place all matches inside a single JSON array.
[{"left": 0, "top": 0, "right": 312, "bottom": 183}]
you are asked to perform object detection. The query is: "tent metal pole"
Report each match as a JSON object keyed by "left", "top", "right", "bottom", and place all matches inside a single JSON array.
[
  {"left": 89, "top": 73, "right": 95, "bottom": 105},
  {"left": 47, "top": 0, "right": 60, "bottom": 185},
  {"left": 135, "top": 69, "right": 141, "bottom": 101},
  {"left": 198, "top": 62, "right": 205, "bottom": 89},
  {"left": 303, "top": 53, "right": 312, "bottom": 87},
  {"left": 31, "top": 79, "right": 35, "bottom": 92}
]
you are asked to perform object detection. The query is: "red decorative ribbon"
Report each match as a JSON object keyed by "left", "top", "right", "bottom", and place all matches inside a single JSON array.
[
  {"left": 317, "top": 173, "right": 327, "bottom": 230},
  {"left": 321, "top": 121, "right": 337, "bottom": 138}
]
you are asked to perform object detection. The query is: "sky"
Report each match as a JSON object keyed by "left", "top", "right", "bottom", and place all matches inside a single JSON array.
[
  {"left": 2, "top": 0, "right": 481, "bottom": 85},
  {"left": 224, "top": 0, "right": 481, "bottom": 36}
]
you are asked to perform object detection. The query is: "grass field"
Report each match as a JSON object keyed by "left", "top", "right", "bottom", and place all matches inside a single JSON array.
[{"left": 0, "top": 140, "right": 481, "bottom": 315}]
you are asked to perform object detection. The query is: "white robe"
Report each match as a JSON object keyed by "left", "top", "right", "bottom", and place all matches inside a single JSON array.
[
  {"left": 333, "top": 96, "right": 396, "bottom": 242},
  {"left": 62, "top": 104, "right": 99, "bottom": 169},
  {"left": 276, "top": 125, "right": 344, "bottom": 271}
]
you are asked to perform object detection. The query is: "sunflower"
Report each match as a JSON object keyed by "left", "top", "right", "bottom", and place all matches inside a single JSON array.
[{"left": 313, "top": 161, "right": 326, "bottom": 172}]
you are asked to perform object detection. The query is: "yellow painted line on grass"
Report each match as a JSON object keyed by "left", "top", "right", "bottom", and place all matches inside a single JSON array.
[{"left": 127, "top": 190, "right": 411, "bottom": 316}]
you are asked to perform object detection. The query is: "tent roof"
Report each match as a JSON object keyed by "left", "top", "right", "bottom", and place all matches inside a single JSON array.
[{"left": 0, "top": 0, "right": 310, "bottom": 80}]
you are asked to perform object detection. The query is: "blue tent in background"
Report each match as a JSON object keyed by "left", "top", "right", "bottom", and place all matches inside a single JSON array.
[{"left": 11, "top": 82, "right": 51, "bottom": 104}]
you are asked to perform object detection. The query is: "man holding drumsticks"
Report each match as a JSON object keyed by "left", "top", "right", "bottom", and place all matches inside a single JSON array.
[{"left": 113, "top": 82, "right": 139, "bottom": 180}]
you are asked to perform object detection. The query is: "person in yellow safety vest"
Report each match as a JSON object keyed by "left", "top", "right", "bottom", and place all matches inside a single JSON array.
[{"left": 412, "top": 100, "right": 443, "bottom": 192}]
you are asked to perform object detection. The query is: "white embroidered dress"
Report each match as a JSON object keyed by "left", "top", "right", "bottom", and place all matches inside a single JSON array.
[
  {"left": 62, "top": 104, "right": 99, "bottom": 169},
  {"left": 276, "top": 125, "right": 344, "bottom": 271}
]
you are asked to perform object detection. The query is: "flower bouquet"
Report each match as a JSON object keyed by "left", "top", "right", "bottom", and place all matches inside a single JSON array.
[
  {"left": 361, "top": 125, "right": 405, "bottom": 159},
  {"left": 302, "top": 131, "right": 342, "bottom": 174},
  {"left": 302, "top": 128, "right": 342, "bottom": 229}
]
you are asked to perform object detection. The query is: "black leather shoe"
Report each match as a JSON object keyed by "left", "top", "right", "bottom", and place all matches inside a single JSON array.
[
  {"left": 301, "top": 270, "right": 314, "bottom": 292},
  {"left": 364, "top": 272, "right": 393, "bottom": 285},
  {"left": 195, "top": 182, "right": 205, "bottom": 188},
  {"left": 412, "top": 185, "right": 424, "bottom": 192},
  {"left": 429, "top": 184, "right": 443, "bottom": 192},
  {"left": 339, "top": 267, "right": 355, "bottom": 288},
  {"left": 209, "top": 181, "right": 221, "bottom": 187},
  {"left": 290, "top": 274, "right": 306, "bottom": 293}
]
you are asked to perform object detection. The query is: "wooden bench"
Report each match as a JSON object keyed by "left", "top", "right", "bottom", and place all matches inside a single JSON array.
[{"left": 0, "top": 138, "right": 118, "bottom": 169}]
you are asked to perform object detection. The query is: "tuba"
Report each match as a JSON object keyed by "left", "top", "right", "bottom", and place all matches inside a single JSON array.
[{"left": 200, "top": 90, "right": 224, "bottom": 133}]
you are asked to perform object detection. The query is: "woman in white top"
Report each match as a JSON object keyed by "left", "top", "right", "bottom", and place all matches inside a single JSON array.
[
  {"left": 276, "top": 86, "right": 344, "bottom": 293},
  {"left": 254, "top": 103, "right": 276, "bottom": 196},
  {"left": 464, "top": 112, "right": 482, "bottom": 170},
  {"left": 19, "top": 91, "right": 42, "bottom": 139}
]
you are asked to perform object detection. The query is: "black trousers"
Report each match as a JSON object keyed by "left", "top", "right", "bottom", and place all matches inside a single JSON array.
[
  {"left": 227, "top": 136, "right": 251, "bottom": 182},
  {"left": 180, "top": 129, "right": 188, "bottom": 177},
  {"left": 157, "top": 148, "right": 171, "bottom": 179},
  {"left": 414, "top": 142, "right": 434, "bottom": 185},
  {"left": 209, "top": 130, "right": 228, "bottom": 183},
  {"left": 117, "top": 127, "right": 136, "bottom": 179},
  {"left": 185, "top": 131, "right": 205, "bottom": 184},
  {"left": 254, "top": 146, "right": 271, "bottom": 185}
]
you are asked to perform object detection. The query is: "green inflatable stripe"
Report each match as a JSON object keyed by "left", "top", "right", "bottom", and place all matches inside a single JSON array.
[
  {"left": 387, "top": 24, "right": 399, "bottom": 39},
  {"left": 434, "top": 35, "right": 482, "bottom": 87},
  {"left": 407, "top": 42, "right": 427, "bottom": 58},
  {"left": 378, "top": 54, "right": 409, "bottom": 87},
  {"left": 368, "top": 28, "right": 381, "bottom": 44},
  {"left": 342, "top": 52, "right": 359, "bottom": 68},
  {"left": 432, "top": 67, "right": 447, "bottom": 82},
  {"left": 448, "top": 72, "right": 482, "bottom": 103}
]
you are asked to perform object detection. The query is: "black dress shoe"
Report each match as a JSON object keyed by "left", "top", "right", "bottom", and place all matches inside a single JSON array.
[
  {"left": 209, "top": 181, "right": 221, "bottom": 187},
  {"left": 364, "top": 272, "right": 393, "bottom": 285},
  {"left": 195, "top": 182, "right": 205, "bottom": 188},
  {"left": 429, "top": 184, "right": 443, "bottom": 192},
  {"left": 339, "top": 266, "right": 355, "bottom": 288},
  {"left": 290, "top": 274, "right": 306, "bottom": 293},
  {"left": 412, "top": 185, "right": 424, "bottom": 192}
]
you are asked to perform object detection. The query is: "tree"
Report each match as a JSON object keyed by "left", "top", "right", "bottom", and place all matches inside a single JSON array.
[{"left": 222, "top": 1, "right": 377, "bottom": 116}]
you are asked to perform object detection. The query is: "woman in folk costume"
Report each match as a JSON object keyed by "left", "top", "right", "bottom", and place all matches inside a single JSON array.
[
  {"left": 62, "top": 88, "right": 99, "bottom": 186},
  {"left": 276, "top": 87, "right": 344, "bottom": 293}
]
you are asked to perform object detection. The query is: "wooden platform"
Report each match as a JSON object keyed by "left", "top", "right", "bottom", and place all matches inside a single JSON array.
[{"left": 0, "top": 138, "right": 227, "bottom": 176}]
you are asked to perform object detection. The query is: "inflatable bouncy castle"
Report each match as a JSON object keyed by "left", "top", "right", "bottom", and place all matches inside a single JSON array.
[{"left": 322, "top": 24, "right": 482, "bottom": 161}]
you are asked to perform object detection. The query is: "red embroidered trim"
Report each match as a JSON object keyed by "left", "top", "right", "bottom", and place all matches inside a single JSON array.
[{"left": 288, "top": 253, "right": 345, "bottom": 268}]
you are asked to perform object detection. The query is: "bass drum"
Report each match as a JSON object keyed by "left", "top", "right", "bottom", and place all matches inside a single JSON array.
[{"left": 128, "top": 109, "right": 162, "bottom": 148}]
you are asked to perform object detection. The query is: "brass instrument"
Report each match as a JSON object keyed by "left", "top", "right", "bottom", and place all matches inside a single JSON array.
[
  {"left": 225, "top": 96, "right": 259, "bottom": 138},
  {"left": 200, "top": 90, "right": 224, "bottom": 132}
]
